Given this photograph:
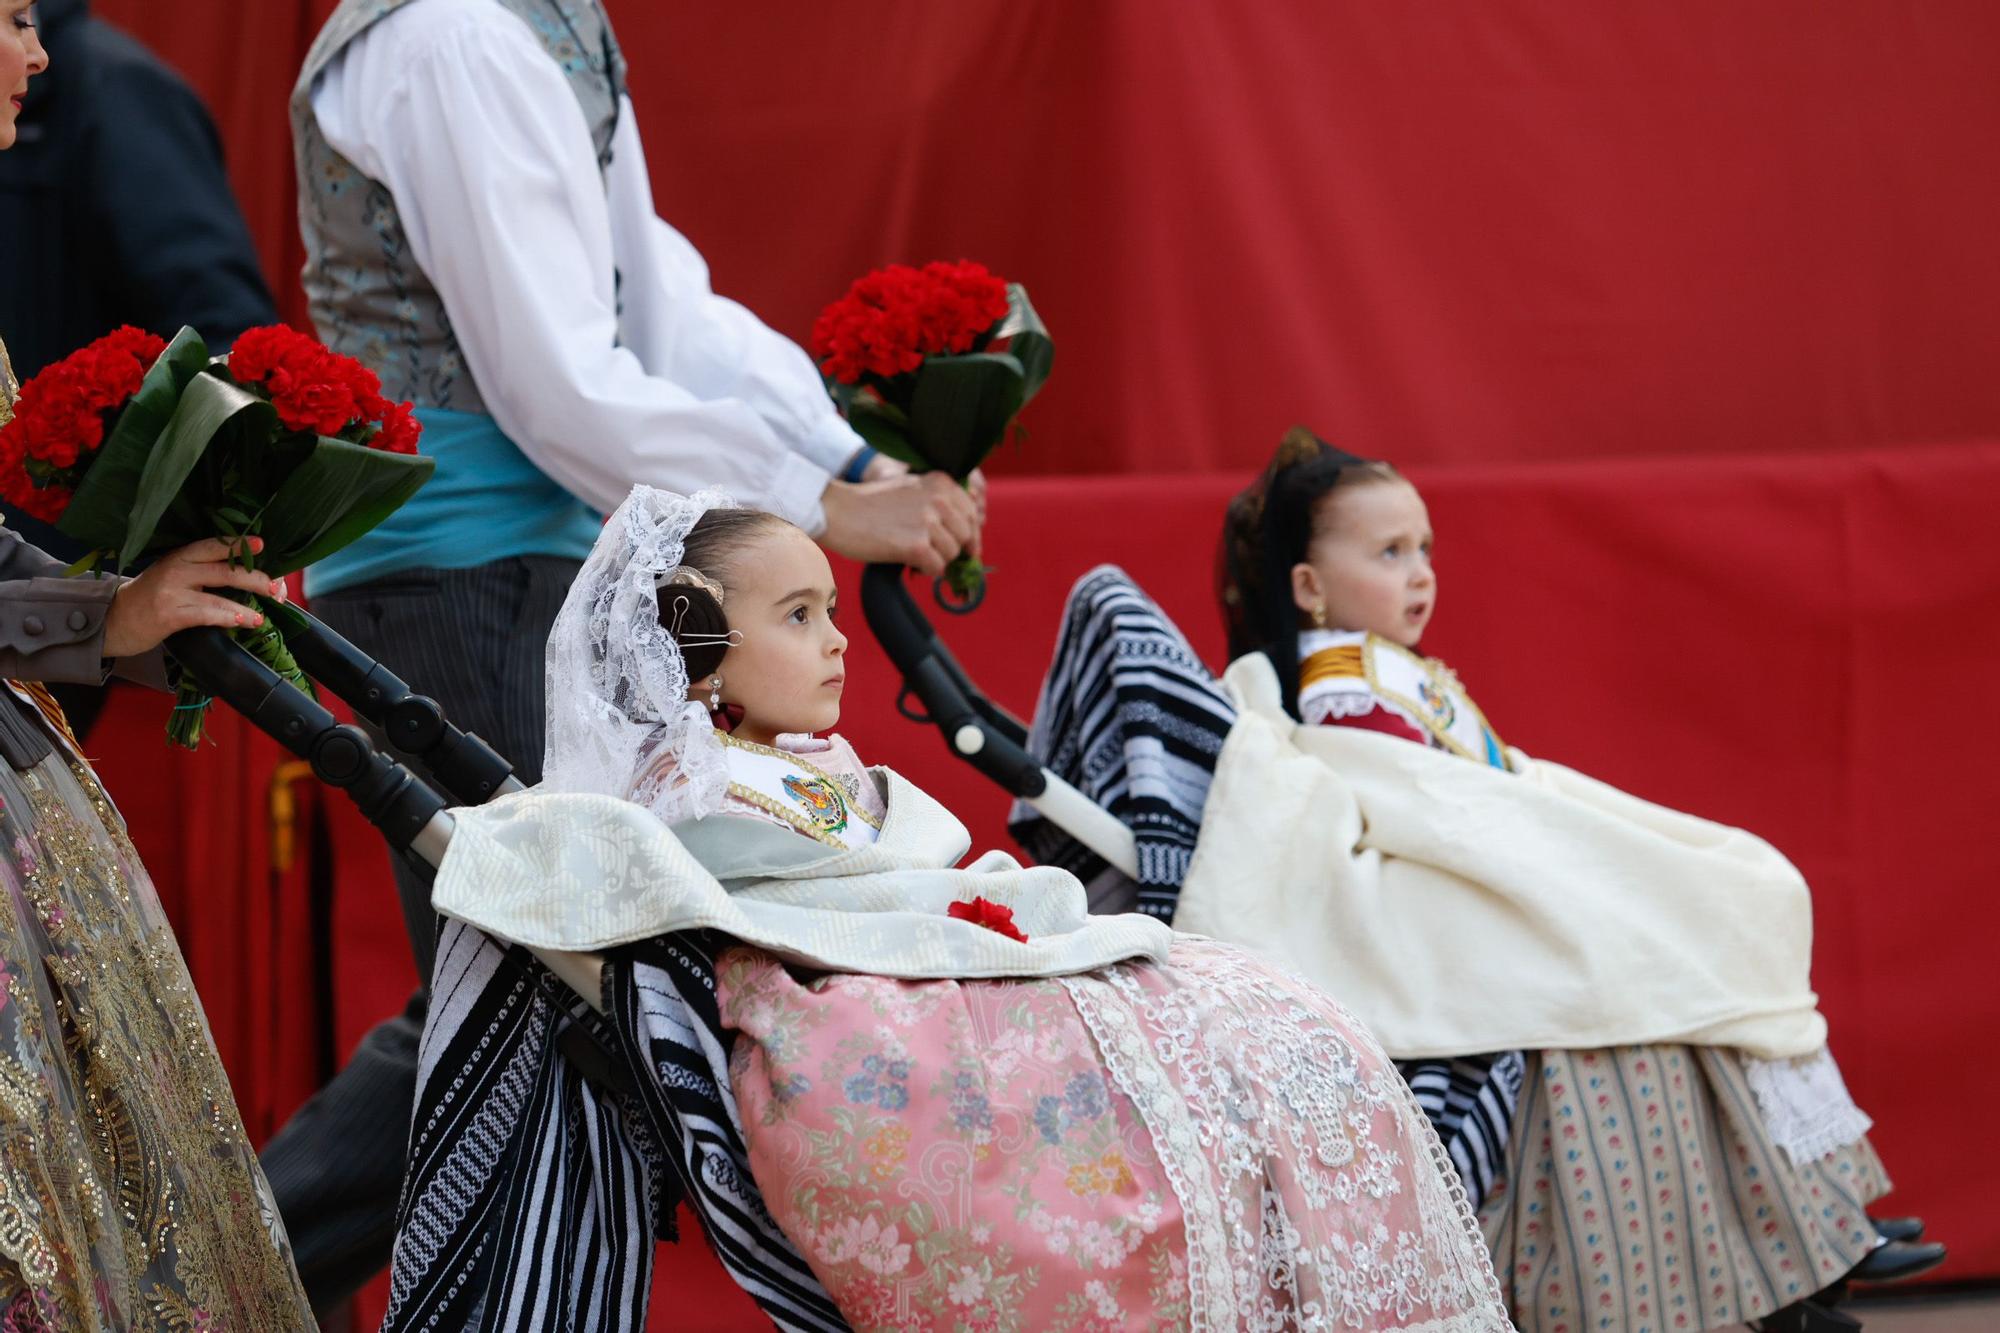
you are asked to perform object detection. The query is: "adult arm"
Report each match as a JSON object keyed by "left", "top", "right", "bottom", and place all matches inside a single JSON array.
[
  {"left": 315, "top": 12, "right": 837, "bottom": 529},
  {"left": 0, "top": 527, "right": 154, "bottom": 684},
  {"left": 315, "top": 8, "right": 977, "bottom": 569},
  {"left": 0, "top": 533, "right": 283, "bottom": 687}
]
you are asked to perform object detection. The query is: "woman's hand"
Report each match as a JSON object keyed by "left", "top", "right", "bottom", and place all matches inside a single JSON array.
[{"left": 102, "top": 537, "right": 289, "bottom": 660}]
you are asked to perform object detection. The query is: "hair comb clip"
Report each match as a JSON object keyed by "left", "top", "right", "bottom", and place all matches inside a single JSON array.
[
  {"left": 658, "top": 566, "right": 726, "bottom": 607},
  {"left": 664, "top": 595, "right": 743, "bottom": 650}
]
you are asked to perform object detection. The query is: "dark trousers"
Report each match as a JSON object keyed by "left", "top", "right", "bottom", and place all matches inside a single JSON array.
[{"left": 258, "top": 556, "right": 580, "bottom": 1312}]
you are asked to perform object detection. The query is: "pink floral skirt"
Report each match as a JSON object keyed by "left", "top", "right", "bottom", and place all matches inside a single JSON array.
[{"left": 721, "top": 938, "right": 1510, "bottom": 1332}]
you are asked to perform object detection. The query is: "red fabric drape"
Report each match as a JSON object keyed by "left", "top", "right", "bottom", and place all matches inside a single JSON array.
[
  {"left": 95, "top": 0, "right": 2000, "bottom": 475},
  {"left": 69, "top": 2, "right": 2000, "bottom": 1318}
]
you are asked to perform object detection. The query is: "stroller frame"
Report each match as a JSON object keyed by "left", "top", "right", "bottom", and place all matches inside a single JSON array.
[{"left": 859, "top": 564, "right": 1139, "bottom": 879}]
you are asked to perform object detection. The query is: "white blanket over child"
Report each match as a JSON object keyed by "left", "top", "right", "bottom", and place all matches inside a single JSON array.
[
  {"left": 1175, "top": 654, "right": 1828, "bottom": 1061},
  {"left": 430, "top": 765, "right": 1173, "bottom": 981}
]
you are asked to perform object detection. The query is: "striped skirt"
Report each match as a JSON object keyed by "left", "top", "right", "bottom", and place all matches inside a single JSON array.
[{"left": 1485, "top": 1044, "right": 1889, "bottom": 1333}]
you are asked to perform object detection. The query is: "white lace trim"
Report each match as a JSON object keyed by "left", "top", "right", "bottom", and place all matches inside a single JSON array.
[
  {"left": 1743, "top": 1046, "right": 1874, "bottom": 1165},
  {"left": 1059, "top": 971, "right": 1235, "bottom": 1331},
  {"left": 1065, "top": 943, "right": 1512, "bottom": 1331}
]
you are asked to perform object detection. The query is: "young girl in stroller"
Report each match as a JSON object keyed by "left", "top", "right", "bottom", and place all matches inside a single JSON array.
[
  {"left": 1011, "top": 429, "right": 1939, "bottom": 1333},
  {"left": 382, "top": 485, "right": 1511, "bottom": 1332}
]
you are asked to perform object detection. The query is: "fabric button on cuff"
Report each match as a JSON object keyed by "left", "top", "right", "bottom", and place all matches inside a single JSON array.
[
  {"left": 22, "top": 615, "right": 44, "bottom": 635},
  {"left": 67, "top": 610, "right": 90, "bottom": 632}
]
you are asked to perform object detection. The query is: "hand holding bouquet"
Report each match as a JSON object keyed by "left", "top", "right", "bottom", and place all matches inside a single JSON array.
[
  {"left": 810, "top": 261, "right": 1051, "bottom": 605},
  {"left": 0, "top": 323, "right": 432, "bottom": 746}
]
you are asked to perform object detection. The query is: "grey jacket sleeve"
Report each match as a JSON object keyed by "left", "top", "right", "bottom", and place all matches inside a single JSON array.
[{"left": 0, "top": 529, "right": 169, "bottom": 688}]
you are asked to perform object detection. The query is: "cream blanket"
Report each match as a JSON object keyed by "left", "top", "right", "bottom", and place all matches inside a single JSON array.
[
  {"left": 431, "top": 766, "right": 1174, "bottom": 981},
  {"left": 1175, "top": 655, "right": 1827, "bottom": 1060}
]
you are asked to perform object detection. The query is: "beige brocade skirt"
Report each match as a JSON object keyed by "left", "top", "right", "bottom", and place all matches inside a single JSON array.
[
  {"left": 1486, "top": 1043, "right": 1890, "bottom": 1333},
  {"left": 0, "top": 747, "right": 313, "bottom": 1329}
]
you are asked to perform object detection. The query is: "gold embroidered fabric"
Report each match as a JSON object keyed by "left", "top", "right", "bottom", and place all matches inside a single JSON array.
[
  {"left": 0, "top": 748, "right": 314, "bottom": 1328},
  {"left": 0, "top": 334, "right": 16, "bottom": 425}
]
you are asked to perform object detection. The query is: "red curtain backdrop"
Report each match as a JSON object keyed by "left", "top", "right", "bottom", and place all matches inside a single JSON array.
[
  {"left": 95, "top": 0, "right": 2000, "bottom": 475},
  {"left": 70, "top": 1, "right": 2000, "bottom": 1317}
]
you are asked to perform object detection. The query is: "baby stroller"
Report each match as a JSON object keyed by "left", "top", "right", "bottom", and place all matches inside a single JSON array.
[
  {"left": 862, "top": 564, "right": 1944, "bottom": 1333},
  {"left": 168, "top": 608, "right": 611, "bottom": 1010}
]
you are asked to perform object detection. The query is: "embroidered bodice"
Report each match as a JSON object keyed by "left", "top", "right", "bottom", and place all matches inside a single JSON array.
[
  {"left": 718, "top": 732, "right": 885, "bottom": 849},
  {"left": 1296, "top": 628, "right": 1509, "bottom": 769}
]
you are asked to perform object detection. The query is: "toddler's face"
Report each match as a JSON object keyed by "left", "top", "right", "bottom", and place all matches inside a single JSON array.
[
  {"left": 1290, "top": 479, "right": 1437, "bottom": 648},
  {"left": 698, "top": 527, "right": 848, "bottom": 743}
]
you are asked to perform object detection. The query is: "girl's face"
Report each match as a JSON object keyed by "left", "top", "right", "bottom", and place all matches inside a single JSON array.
[
  {"left": 696, "top": 525, "right": 848, "bottom": 745},
  {"left": 1290, "top": 479, "right": 1437, "bottom": 649},
  {"left": 1, "top": 3, "right": 47, "bottom": 151}
]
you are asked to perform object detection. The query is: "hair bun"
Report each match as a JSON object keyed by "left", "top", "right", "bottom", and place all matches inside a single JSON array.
[{"left": 658, "top": 572, "right": 732, "bottom": 679}]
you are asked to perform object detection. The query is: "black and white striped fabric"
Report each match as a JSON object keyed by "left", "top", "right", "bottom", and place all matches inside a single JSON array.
[
  {"left": 610, "top": 935, "right": 848, "bottom": 1330},
  {"left": 1403, "top": 1053, "right": 1530, "bottom": 1212},
  {"left": 1008, "top": 564, "right": 1525, "bottom": 1212},
  {"left": 384, "top": 920, "right": 847, "bottom": 1333},
  {"left": 265, "top": 556, "right": 583, "bottom": 1309},
  {"left": 1008, "top": 565, "right": 1236, "bottom": 919}
]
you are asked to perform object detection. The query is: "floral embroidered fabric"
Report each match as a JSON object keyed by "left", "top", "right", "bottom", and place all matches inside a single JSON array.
[{"left": 723, "top": 937, "right": 1511, "bottom": 1331}]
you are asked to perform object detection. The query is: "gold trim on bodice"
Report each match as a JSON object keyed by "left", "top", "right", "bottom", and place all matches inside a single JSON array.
[{"left": 719, "top": 734, "right": 882, "bottom": 848}]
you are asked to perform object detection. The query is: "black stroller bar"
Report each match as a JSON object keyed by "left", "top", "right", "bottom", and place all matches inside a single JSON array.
[
  {"left": 167, "top": 623, "right": 452, "bottom": 863},
  {"left": 170, "top": 616, "right": 620, "bottom": 1056},
  {"left": 264, "top": 601, "right": 522, "bottom": 808},
  {"left": 860, "top": 563, "right": 1140, "bottom": 879},
  {"left": 861, "top": 564, "right": 1042, "bottom": 797}
]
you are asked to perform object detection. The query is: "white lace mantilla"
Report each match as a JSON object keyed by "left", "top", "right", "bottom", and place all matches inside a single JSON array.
[{"left": 1062, "top": 941, "right": 1513, "bottom": 1332}]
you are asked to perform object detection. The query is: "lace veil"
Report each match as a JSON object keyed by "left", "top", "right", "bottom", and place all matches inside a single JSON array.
[{"left": 542, "top": 484, "right": 735, "bottom": 824}]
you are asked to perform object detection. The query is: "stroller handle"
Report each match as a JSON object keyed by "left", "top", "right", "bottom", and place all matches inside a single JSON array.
[
  {"left": 861, "top": 564, "right": 1044, "bottom": 797},
  {"left": 264, "top": 601, "right": 524, "bottom": 807},
  {"left": 166, "top": 625, "right": 451, "bottom": 861},
  {"left": 859, "top": 564, "right": 1141, "bottom": 881}
]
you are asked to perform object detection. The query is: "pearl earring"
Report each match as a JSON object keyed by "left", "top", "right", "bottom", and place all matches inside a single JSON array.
[{"left": 708, "top": 675, "right": 723, "bottom": 710}]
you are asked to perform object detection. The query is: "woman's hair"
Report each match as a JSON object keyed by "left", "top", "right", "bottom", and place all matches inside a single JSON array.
[
  {"left": 1217, "top": 426, "right": 1402, "bottom": 715},
  {"left": 661, "top": 507, "right": 794, "bottom": 678}
]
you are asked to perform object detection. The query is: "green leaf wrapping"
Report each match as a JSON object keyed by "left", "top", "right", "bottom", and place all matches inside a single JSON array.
[
  {"left": 120, "top": 370, "right": 278, "bottom": 569},
  {"left": 253, "top": 439, "right": 435, "bottom": 577},
  {"left": 905, "top": 352, "right": 1028, "bottom": 480},
  {"left": 993, "top": 283, "right": 1053, "bottom": 407},
  {"left": 842, "top": 396, "right": 926, "bottom": 469},
  {"left": 56, "top": 326, "right": 210, "bottom": 553}
]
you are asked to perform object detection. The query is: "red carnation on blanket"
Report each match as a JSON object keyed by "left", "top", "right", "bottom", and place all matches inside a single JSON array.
[
  {"left": 0, "top": 326, "right": 168, "bottom": 521},
  {"left": 948, "top": 896, "right": 1029, "bottom": 943}
]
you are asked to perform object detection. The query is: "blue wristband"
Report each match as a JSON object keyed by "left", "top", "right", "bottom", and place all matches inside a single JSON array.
[{"left": 840, "top": 446, "right": 878, "bottom": 484}]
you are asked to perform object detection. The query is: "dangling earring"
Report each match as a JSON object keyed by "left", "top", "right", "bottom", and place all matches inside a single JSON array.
[
  {"left": 707, "top": 675, "right": 723, "bottom": 710},
  {"left": 1311, "top": 604, "right": 1329, "bottom": 629}
]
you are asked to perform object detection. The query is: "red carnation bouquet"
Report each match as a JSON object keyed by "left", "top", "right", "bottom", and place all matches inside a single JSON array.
[
  {"left": 0, "top": 323, "right": 433, "bottom": 747},
  {"left": 810, "top": 260, "right": 1051, "bottom": 605}
]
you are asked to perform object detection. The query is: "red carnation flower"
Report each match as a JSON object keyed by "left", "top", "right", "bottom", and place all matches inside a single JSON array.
[
  {"left": 947, "top": 896, "right": 1028, "bottom": 943},
  {"left": 0, "top": 325, "right": 166, "bottom": 523},
  {"left": 228, "top": 325, "right": 417, "bottom": 450},
  {"left": 366, "top": 396, "right": 422, "bottom": 455},
  {"left": 810, "top": 260, "right": 1012, "bottom": 386}
]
